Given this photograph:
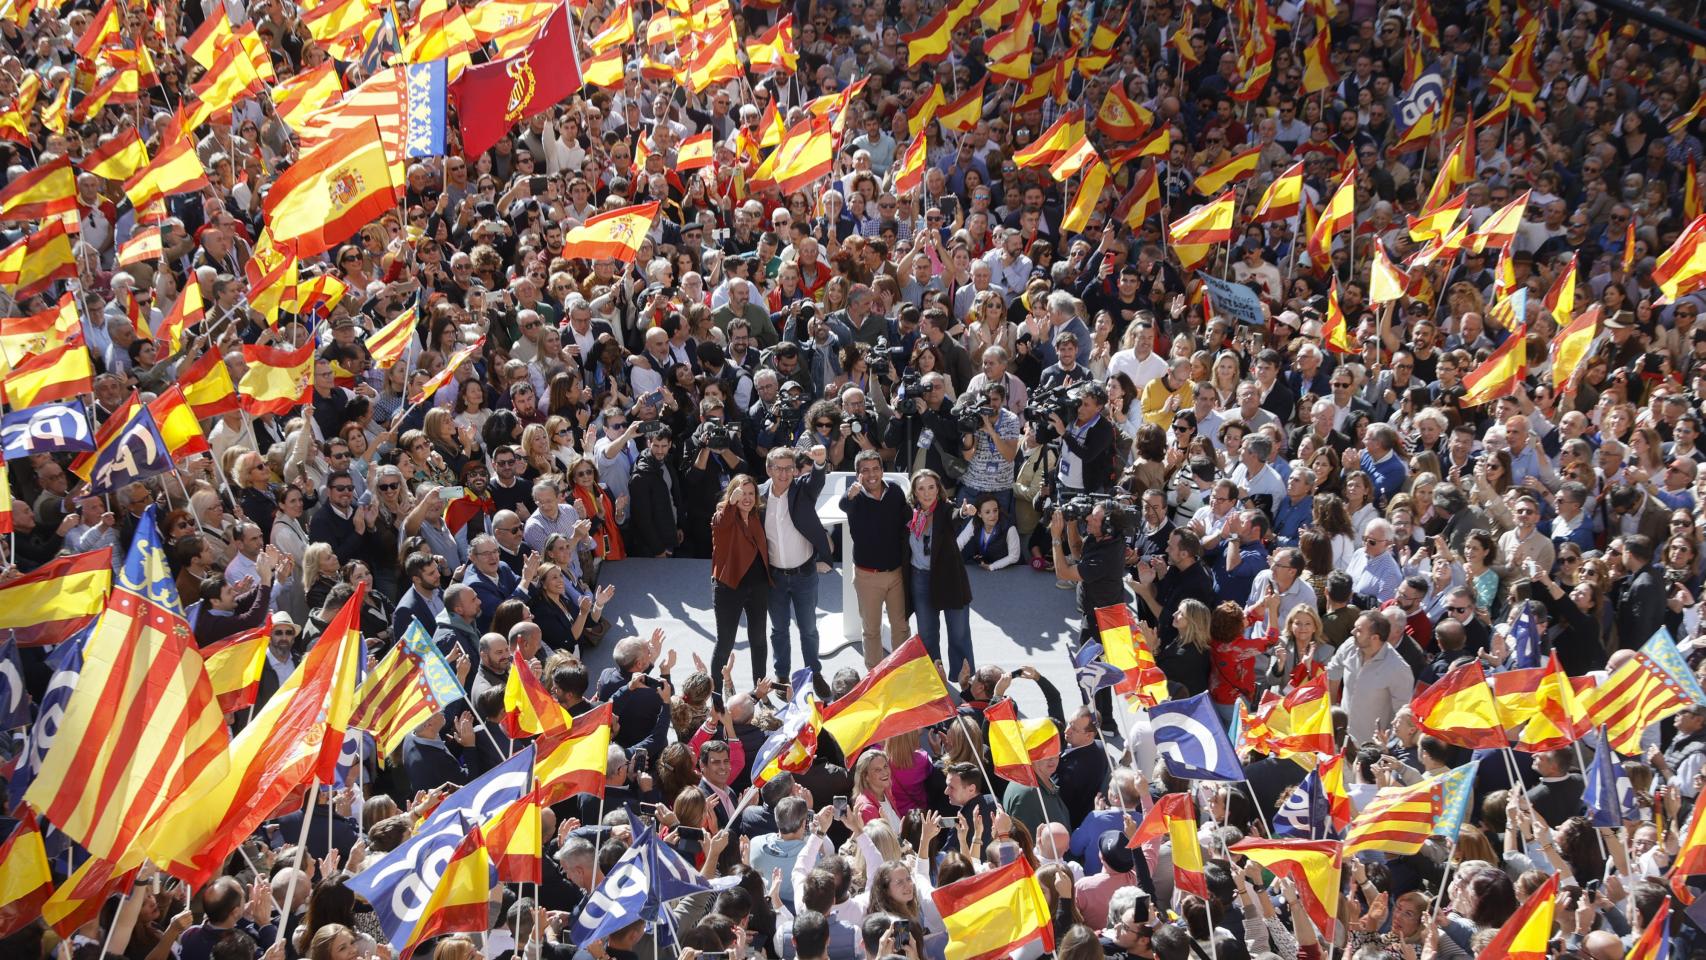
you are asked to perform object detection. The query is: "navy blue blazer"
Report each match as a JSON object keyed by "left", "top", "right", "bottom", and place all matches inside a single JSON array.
[{"left": 759, "top": 464, "right": 832, "bottom": 563}]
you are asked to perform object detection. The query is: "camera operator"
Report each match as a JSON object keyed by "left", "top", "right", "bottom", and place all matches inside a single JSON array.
[
  {"left": 681, "top": 398, "right": 752, "bottom": 558},
  {"left": 1052, "top": 382, "right": 1117, "bottom": 496},
  {"left": 830, "top": 386, "right": 882, "bottom": 468},
  {"left": 1051, "top": 496, "right": 1136, "bottom": 732},
  {"left": 883, "top": 372, "right": 963, "bottom": 489},
  {"left": 957, "top": 383, "right": 1022, "bottom": 516},
  {"left": 755, "top": 378, "right": 811, "bottom": 458}
]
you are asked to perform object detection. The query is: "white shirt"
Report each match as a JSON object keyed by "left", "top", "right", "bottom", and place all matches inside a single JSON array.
[
  {"left": 765, "top": 490, "right": 815, "bottom": 568},
  {"left": 1108, "top": 349, "right": 1169, "bottom": 393}
]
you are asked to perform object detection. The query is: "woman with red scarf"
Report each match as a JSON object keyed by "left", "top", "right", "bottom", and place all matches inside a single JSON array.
[{"left": 567, "top": 458, "right": 627, "bottom": 562}]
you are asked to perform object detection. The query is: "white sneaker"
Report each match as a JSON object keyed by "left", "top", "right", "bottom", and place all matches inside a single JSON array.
[{"left": 1056, "top": 579, "right": 1073, "bottom": 590}]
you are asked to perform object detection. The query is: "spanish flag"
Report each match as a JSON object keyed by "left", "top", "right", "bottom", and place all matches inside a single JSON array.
[
  {"left": 239, "top": 338, "right": 315, "bottom": 415},
  {"left": 3, "top": 337, "right": 92, "bottom": 408},
  {"left": 746, "top": 13, "right": 797, "bottom": 73},
  {"left": 1424, "top": 128, "right": 1475, "bottom": 213},
  {"left": 1413, "top": 659, "right": 1509, "bottom": 749},
  {"left": 1301, "top": 19, "right": 1336, "bottom": 94},
  {"left": 1048, "top": 136, "right": 1100, "bottom": 183},
  {"left": 536, "top": 701, "right": 613, "bottom": 804},
  {"left": 1115, "top": 163, "right": 1161, "bottom": 231},
  {"left": 124, "top": 117, "right": 209, "bottom": 211},
  {"left": 588, "top": 0, "right": 634, "bottom": 51},
  {"left": 676, "top": 131, "right": 714, "bottom": 172},
  {"left": 1628, "top": 899, "right": 1672, "bottom": 960},
  {"left": 1012, "top": 111, "right": 1083, "bottom": 169},
  {"left": 1317, "top": 754, "right": 1354, "bottom": 829},
  {"left": 1654, "top": 216, "right": 1706, "bottom": 303},
  {"left": 905, "top": 85, "right": 945, "bottom": 137},
  {"left": 1478, "top": 874, "right": 1556, "bottom": 960},
  {"left": 1192, "top": 144, "right": 1260, "bottom": 196},
  {"left": 117, "top": 226, "right": 162, "bottom": 268},
  {"left": 265, "top": 118, "right": 395, "bottom": 259},
  {"left": 1408, "top": 191, "right": 1464, "bottom": 243},
  {"left": 1688, "top": 156, "right": 1702, "bottom": 222},
  {"left": 821, "top": 635, "right": 955, "bottom": 756},
  {"left": 502, "top": 659, "right": 572, "bottom": 738},
  {"left": 411, "top": 336, "right": 484, "bottom": 404},
  {"left": 41, "top": 853, "right": 132, "bottom": 937},
  {"left": 1308, "top": 168, "right": 1357, "bottom": 268},
  {"left": 985, "top": 698, "right": 1060, "bottom": 787},
  {"left": 1252, "top": 160, "right": 1304, "bottom": 223},
  {"left": 0, "top": 547, "right": 111, "bottom": 646},
  {"left": 484, "top": 788, "right": 543, "bottom": 883},
  {"left": 1262, "top": 674, "right": 1335, "bottom": 757},
  {"left": 1460, "top": 323, "right": 1528, "bottom": 407},
  {"left": 1108, "top": 126, "right": 1170, "bottom": 168},
  {"left": 938, "top": 78, "right": 986, "bottom": 133},
  {"left": 366, "top": 306, "right": 417, "bottom": 367},
  {"left": 1367, "top": 240, "right": 1410, "bottom": 305},
  {"left": 403, "top": 817, "right": 496, "bottom": 958},
  {"left": 929, "top": 857, "right": 1054, "bottom": 960},
  {"left": 467, "top": 0, "right": 558, "bottom": 56},
  {"left": 184, "top": 44, "right": 267, "bottom": 130},
  {"left": 184, "top": 9, "right": 235, "bottom": 69},
  {"left": 1507, "top": 654, "right": 1592, "bottom": 752},
  {"left": 902, "top": 3, "right": 956, "bottom": 64},
  {"left": 0, "top": 218, "right": 76, "bottom": 299},
  {"left": 0, "top": 154, "right": 75, "bottom": 221},
  {"left": 1129, "top": 793, "right": 1206, "bottom": 896},
  {"left": 1551, "top": 301, "right": 1598, "bottom": 393},
  {"left": 180, "top": 348, "right": 240, "bottom": 419},
  {"left": 270, "top": 61, "right": 345, "bottom": 132},
  {"left": 1229, "top": 839, "right": 1341, "bottom": 936},
  {"left": 1586, "top": 627, "right": 1706, "bottom": 755},
  {"left": 561, "top": 201, "right": 659, "bottom": 263},
  {"left": 684, "top": 22, "right": 741, "bottom": 91},
  {"left": 895, "top": 133, "right": 927, "bottom": 196},
  {"left": 1470, "top": 189, "right": 1531, "bottom": 255},
  {"left": 583, "top": 47, "right": 623, "bottom": 87},
  {"left": 1323, "top": 277, "right": 1355, "bottom": 354},
  {"left": 1674, "top": 790, "right": 1706, "bottom": 878},
  {"left": 773, "top": 116, "right": 835, "bottom": 194},
  {"left": 1096, "top": 84, "right": 1152, "bottom": 140},
  {"left": 80, "top": 127, "right": 149, "bottom": 181},
  {"left": 148, "top": 582, "right": 366, "bottom": 885},
  {"left": 1094, "top": 604, "right": 1167, "bottom": 705},
  {"left": 0, "top": 292, "right": 71, "bottom": 367},
  {"left": 1168, "top": 190, "right": 1236, "bottom": 246},
  {"left": 202, "top": 621, "right": 272, "bottom": 713},
  {"left": 148, "top": 385, "right": 211, "bottom": 459},
  {"left": 0, "top": 812, "right": 53, "bottom": 938}
]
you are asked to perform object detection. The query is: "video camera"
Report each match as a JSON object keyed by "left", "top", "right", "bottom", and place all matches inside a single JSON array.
[
  {"left": 1023, "top": 384, "right": 1077, "bottom": 442},
  {"left": 952, "top": 394, "right": 996, "bottom": 433},
  {"left": 867, "top": 337, "right": 895, "bottom": 379},
  {"left": 694, "top": 419, "right": 741, "bottom": 451}
]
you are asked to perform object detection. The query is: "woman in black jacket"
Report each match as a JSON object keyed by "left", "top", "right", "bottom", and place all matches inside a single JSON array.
[
  {"left": 906, "top": 470, "right": 975, "bottom": 677},
  {"left": 1527, "top": 565, "right": 1605, "bottom": 675}
]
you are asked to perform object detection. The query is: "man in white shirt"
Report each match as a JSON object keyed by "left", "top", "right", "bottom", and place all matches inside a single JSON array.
[
  {"left": 762, "top": 445, "right": 831, "bottom": 681},
  {"left": 1107, "top": 322, "right": 1168, "bottom": 393},
  {"left": 1229, "top": 435, "right": 1286, "bottom": 508},
  {"left": 1328, "top": 610, "right": 1415, "bottom": 743}
]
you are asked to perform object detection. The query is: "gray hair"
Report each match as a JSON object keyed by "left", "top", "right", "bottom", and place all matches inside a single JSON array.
[
  {"left": 1046, "top": 290, "right": 1076, "bottom": 316},
  {"left": 612, "top": 636, "right": 647, "bottom": 670},
  {"left": 776, "top": 797, "right": 809, "bottom": 835}
]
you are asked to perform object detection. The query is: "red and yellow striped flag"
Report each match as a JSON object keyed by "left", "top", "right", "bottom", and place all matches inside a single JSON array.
[
  {"left": 1095, "top": 84, "right": 1152, "bottom": 140},
  {"left": 180, "top": 348, "right": 239, "bottom": 419},
  {"left": 930, "top": 857, "right": 1054, "bottom": 960},
  {"left": 1478, "top": 874, "right": 1557, "bottom": 960},
  {"left": 1252, "top": 160, "right": 1304, "bottom": 223},
  {"left": 23, "top": 510, "right": 230, "bottom": 863},
  {"left": 1012, "top": 111, "right": 1083, "bottom": 169},
  {"left": 1323, "top": 276, "right": 1355, "bottom": 354},
  {"left": 1344, "top": 776, "right": 1441, "bottom": 855},
  {"left": 1460, "top": 323, "right": 1528, "bottom": 407},
  {"left": 1552, "top": 302, "right": 1599, "bottom": 394},
  {"left": 1116, "top": 163, "right": 1161, "bottom": 231},
  {"left": 1229, "top": 839, "right": 1341, "bottom": 936},
  {"left": 0, "top": 154, "right": 76, "bottom": 220},
  {"left": 0, "top": 217, "right": 77, "bottom": 299},
  {"left": 484, "top": 788, "right": 543, "bottom": 883},
  {"left": 895, "top": 133, "right": 927, "bottom": 196},
  {"left": 561, "top": 201, "right": 660, "bottom": 263},
  {"left": 117, "top": 226, "right": 162, "bottom": 267},
  {"left": 746, "top": 13, "right": 797, "bottom": 73},
  {"left": 202, "top": 620, "right": 271, "bottom": 713},
  {"left": 149, "top": 583, "right": 366, "bottom": 885},
  {"left": 1413, "top": 659, "right": 1508, "bottom": 749},
  {"left": 1655, "top": 216, "right": 1706, "bottom": 303},
  {"left": 1192, "top": 144, "right": 1261, "bottom": 196},
  {"left": 239, "top": 339, "right": 314, "bottom": 415},
  {"left": 1261, "top": 674, "right": 1336, "bottom": 757},
  {"left": 1309, "top": 168, "right": 1357, "bottom": 268},
  {"left": 404, "top": 820, "right": 495, "bottom": 958},
  {"left": 820, "top": 635, "right": 955, "bottom": 756},
  {"left": 0, "top": 811, "right": 52, "bottom": 938},
  {"left": 1130, "top": 793, "right": 1206, "bottom": 896},
  {"left": 350, "top": 641, "right": 437, "bottom": 758},
  {"left": 411, "top": 336, "right": 484, "bottom": 404},
  {"left": 148, "top": 385, "right": 212, "bottom": 459},
  {"left": 676, "top": 131, "right": 714, "bottom": 172},
  {"left": 536, "top": 701, "right": 613, "bottom": 804},
  {"left": 124, "top": 118, "right": 209, "bottom": 210},
  {"left": 1168, "top": 190, "right": 1236, "bottom": 246},
  {"left": 0, "top": 548, "right": 111, "bottom": 647},
  {"left": 1094, "top": 604, "right": 1167, "bottom": 705},
  {"left": 1470, "top": 189, "right": 1531, "bottom": 255},
  {"left": 938, "top": 78, "right": 987, "bottom": 132},
  {"left": 3, "top": 337, "right": 92, "bottom": 408},
  {"left": 1368, "top": 240, "right": 1410, "bottom": 306},
  {"left": 1586, "top": 629, "right": 1706, "bottom": 754},
  {"left": 80, "top": 127, "right": 149, "bottom": 181},
  {"left": 985, "top": 698, "right": 1060, "bottom": 787},
  {"left": 366, "top": 306, "right": 417, "bottom": 367},
  {"left": 154, "top": 280, "right": 204, "bottom": 355},
  {"left": 501, "top": 659, "right": 572, "bottom": 738}
]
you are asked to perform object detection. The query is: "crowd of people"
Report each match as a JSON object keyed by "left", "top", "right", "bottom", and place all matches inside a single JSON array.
[{"left": 4, "top": 0, "right": 1706, "bottom": 957}]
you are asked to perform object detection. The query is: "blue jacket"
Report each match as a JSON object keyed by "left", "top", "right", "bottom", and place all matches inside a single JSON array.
[
  {"left": 759, "top": 463, "right": 832, "bottom": 563},
  {"left": 462, "top": 562, "right": 525, "bottom": 632},
  {"left": 392, "top": 585, "right": 440, "bottom": 643}
]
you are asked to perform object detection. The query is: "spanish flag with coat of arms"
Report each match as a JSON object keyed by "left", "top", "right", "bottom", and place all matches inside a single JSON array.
[{"left": 264, "top": 118, "right": 395, "bottom": 259}]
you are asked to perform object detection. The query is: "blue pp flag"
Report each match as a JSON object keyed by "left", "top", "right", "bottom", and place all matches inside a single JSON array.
[
  {"left": 572, "top": 812, "right": 714, "bottom": 946},
  {"left": 7, "top": 625, "right": 87, "bottom": 805},
  {"left": 0, "top": 635, "right": 26, "bottom": 730},
  {"left": 347, "top": 746, "right": 534, "bottom": 953},
  {"left": 358, "top": 9, "right": 400, "bottom": 77},
  {"left": 83, "top": 403, "right": 173, "bottom": 496},
  {"left": 1073, "top": 642, "right": 1124, "bottom": 696},
  {"left": 1274, "top": 772, "right": 1329, "bottom": 839},
  {"left": 1509, "top": 603, "right": 1543, "bottom": 670},
  {"left": 1393, "top": 61, "right": 1447, "bottom": 146},
  {"left": 402, "top": 60, "right": 448, "bottom": 159},
  {"left": 1149, "top": 692, "right": 1244, "bottom": 781},
  {"left": 1584, "top": 727, "right": 1637, "bottom": 827},
  {"left": 1, "top": 399, "right": 93, "bottom": 459}
]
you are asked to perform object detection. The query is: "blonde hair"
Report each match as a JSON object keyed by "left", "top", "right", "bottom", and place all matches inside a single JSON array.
[{"left": 303, "top": 542, "right": 338, "bottom": 581}]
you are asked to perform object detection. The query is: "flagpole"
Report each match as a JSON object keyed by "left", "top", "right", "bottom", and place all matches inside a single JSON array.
[
  {"left": 1241, "top": 777, "right": 1272, "bottom": 836},
  {"left": 276, "top": 779, "right": 320, "bottom": 930},
  {"left": 1574, "top": 729, "right": 1610, "bottom": 860},
  {"left": 957, "top": 712, "right": 1002, "bottom": 803}
]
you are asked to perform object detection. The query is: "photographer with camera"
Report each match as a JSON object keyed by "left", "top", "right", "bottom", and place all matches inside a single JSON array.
[
  {"left": 754, "top": 376, "right": 811, "bottom": 458},
  {"left": 1051, "top": 495, "right": 1136, "bottom": 731},
  {"left": 681, "top": 398, "right": 752, "bottom": 559},
  {"left": 1053, "top": 382, "right": 1117, "bottom": 497},
  {"left": 829, "top": 387, "right": 882, "bottom": 467},
  {"left": 956, "top": 383, "right": 1022, "bottom": 517},
  {"left": 883, "top": 372, "right": 964, "bottom": 489}
]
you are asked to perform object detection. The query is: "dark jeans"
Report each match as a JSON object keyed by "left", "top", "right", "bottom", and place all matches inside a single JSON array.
[
  {"left": 767, "top": 565, "right": 821, "bottom": 679},
  {"left": 910, "top": 565, "right": 973, "bottom": 678},
  {"left": 713, "top": 570, "right": 769, "bottom": 688}
]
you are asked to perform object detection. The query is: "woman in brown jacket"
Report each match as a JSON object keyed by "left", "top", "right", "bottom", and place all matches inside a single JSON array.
[{"left": 711, "top": 474, "right": 770, "bottom": 687}]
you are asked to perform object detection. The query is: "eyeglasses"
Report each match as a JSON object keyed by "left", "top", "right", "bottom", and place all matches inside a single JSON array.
[
  {"left": 574, "top": 470, "right": 594, "bottom": 478},
  {"left": 1363, "top": 536, "right": 1386, "bottom": 545},
  {"left": 331, "top": 485, "right": 355, "bottom": 492},
  {"left": 814, "top": 421, "right": 833, "bottom": 429},
  {"left": 498, "top": 524, "right": 522, "bottom": 533},
  {"left": 378, "top": 483, "right": 399, "bottom": 491},
  {"left": 1447, "top": 605, "right": 1470, "bottom": 614}
]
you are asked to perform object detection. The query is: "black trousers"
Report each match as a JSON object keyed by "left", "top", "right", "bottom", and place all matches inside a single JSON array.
[{"left": 712, "top": 566, "right": 770, "bottom": 688}]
